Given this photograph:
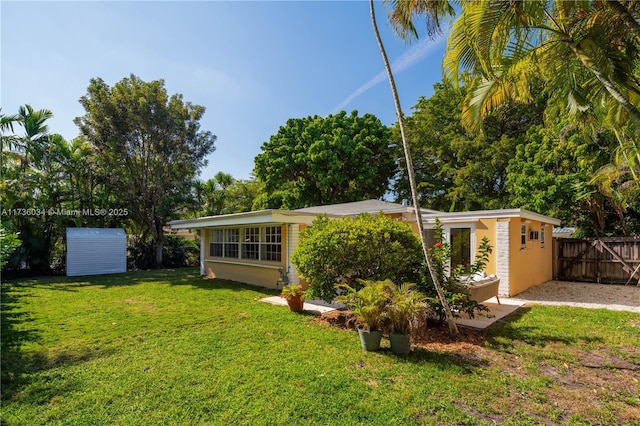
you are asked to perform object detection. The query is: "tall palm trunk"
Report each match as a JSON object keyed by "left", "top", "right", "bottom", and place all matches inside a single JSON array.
[{"left": 369, "top": 0, "right": 459, "bottom": 336}]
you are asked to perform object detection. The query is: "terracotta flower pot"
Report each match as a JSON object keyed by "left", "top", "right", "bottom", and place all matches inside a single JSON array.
[{"left": 286, "top": 294, "right": 304, "bottom": 312}]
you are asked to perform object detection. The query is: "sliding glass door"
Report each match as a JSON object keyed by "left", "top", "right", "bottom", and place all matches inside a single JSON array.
[{"left": 425, "top": 225, "right": 475, "bottom": 273}]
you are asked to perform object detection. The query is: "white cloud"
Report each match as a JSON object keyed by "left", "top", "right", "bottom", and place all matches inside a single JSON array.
[{"left": 331, "top": 35, "right": 446, "bottom": 114}]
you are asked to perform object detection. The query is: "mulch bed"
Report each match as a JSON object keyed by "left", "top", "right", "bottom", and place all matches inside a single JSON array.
[{"left": 314, "top": 309, "right": 487, "bottom": 352}]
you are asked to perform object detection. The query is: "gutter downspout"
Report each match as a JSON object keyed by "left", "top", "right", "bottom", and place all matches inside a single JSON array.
[{"left": 200, "top": 229, "right": 205, "bottom": 276}]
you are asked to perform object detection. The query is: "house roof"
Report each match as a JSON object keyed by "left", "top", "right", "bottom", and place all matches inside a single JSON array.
[
  {"left": 168, "top": 199, "right": 560, "bottom": 229},
  {"left": 421, "top": 208, "right": 561, "bottom": 226},
  {"left": 553, "top": 227, "right": 576, "bottom": 235},
  {"left": 168, "top": 209, "right": 320, "bottom": 229},
  {"left": 294, "top": 199, "right": 440, "bottom": 216}
]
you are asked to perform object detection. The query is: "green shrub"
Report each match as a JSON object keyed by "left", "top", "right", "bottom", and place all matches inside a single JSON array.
[
  {"left": 335, "top": 279, "right": 389, "bottom": 331},
  {"left": 385, "top": 282, "right": 426, "bottom": 335},
  {"left": 291, "top": 213, "right": 422, "bottom": 302},
  {"left": 127, "top": 235, "right": 199, "bottom": 270},
  {"left": 0, "top": 227, "right": 21, "bottom": 270}
]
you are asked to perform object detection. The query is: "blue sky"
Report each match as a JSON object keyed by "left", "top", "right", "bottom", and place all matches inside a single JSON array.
[{"left": 2, "top": 1, "right": 447, "bottom": 181}]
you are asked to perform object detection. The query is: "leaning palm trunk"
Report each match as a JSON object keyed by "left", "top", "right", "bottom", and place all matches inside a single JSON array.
[
  {"left": 569, "top": 43, "right": 640, "bottom": 125},
  {"left": 369, "top": 0, "right": 459, "bottom": 336}
]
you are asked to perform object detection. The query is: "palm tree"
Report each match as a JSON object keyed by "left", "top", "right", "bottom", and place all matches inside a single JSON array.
[
  {"left": 370, "top": 0, "right": 459, "bottom": 336},
  {"left": 442, "top": 1, "right": 640, "bottom": 216},
  {"left": 442, "top": 1, "right": 640, "bottom": 132},
  {"left": 383, "top": 0, "right": 456, "bottom": 41},
  {"left": 13, "top": 105, "right": 54, "bottom": 171}
]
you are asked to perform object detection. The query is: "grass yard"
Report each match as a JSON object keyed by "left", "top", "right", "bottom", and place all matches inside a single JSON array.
[{"left": 1, "top": 268, "right": 639, "bottom": 425}]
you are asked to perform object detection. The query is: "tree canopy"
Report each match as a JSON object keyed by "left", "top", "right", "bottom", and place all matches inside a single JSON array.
[
  {"left": 394, "top": 78, "right": 545, "bottom": 212},
  {"left": 253, "top": 110, "right": 396, "bottom": 209},
  {"left": 75, "top": 74, "right": 216, "bottom": 266}
]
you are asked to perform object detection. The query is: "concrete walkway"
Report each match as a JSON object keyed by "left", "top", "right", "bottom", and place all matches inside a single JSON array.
[
  {"left": 260, "top": 296, "right": 344, "bottom": 315},
  {"left": 262, "top": 281, "right": 640, "bottom": 329},
  {"left": 458, "top": 281, "right": 640, "bottom": 329},
  {"left": 456, "top": 297, "right": 524, "bottom": 329}
]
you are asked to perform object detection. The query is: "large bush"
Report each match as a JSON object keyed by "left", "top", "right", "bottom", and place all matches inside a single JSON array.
[
  {"left": 0, "top": 227, "right": 21, "bottom": 270},
  {"left": 291, "top": 213, "right": 422, "bottom": 302},
  {"left": 128, "top": 235, "right": 200, "bottom": 270}
]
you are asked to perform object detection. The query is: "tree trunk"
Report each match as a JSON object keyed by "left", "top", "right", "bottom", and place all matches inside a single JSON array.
[
  {"left": 152, "top": 217, "right": 164, "bottom": 269},
  {"left": 155, "top": 234, "right": 164, "bottom": 268},
  {"left": 369, "top": 0, "right": 459, "bottom": 337}
]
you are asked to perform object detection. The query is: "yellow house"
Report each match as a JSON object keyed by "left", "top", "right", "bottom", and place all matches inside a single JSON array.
[{"left": 168, "top": 199, "right": 560, "bottom": 297}]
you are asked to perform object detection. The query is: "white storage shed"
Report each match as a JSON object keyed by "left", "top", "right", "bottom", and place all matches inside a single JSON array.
[{"left": 66, "top": 228, "right": 127, "bottom": 277}]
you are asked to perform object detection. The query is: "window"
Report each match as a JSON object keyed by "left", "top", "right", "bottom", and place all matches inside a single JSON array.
[
  {"left": 425, "top": 228, "right": 438, "bottom": 248},
  {"left": 209, "top": 225, "right": 283, "bottom": 263},
  {"left": 529, "top": 230, "right": 539, "bottom": 241},
  {"left": 242, "top": 227, "right": 260, "bottom": 260},
  {"left": 263, "top": 226, "right": 282, "bottom": 262},
  {"left": 224, "top": 228, "right": 239, "bottom": 258},
  {"left": 450, "top": 228, "right": 472, "bottom": 272},
  {"left": 521, "top": 225, "right": 527, "bottom": 245},
  {"left": 209, "top": 229, "right": 224, "bottom": 257},
  {"left": 424, "top": 224, "right": 474, "bottom": 273},
  {"left": 540, "top": 227, "right": 546, "bottom": 245}
]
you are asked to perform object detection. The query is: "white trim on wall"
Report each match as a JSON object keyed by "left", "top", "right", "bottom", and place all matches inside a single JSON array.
[
  {"left": 496, "top": 220, "right": 510, "bottom": 296},
  {"left": 200, "top": 232, "right": 205, "bottom": 276},
  {"left": 204, "top": 259, "right": 283, "bottom": 270},
  {"left": 286, "top": 224, "right": 301, "bottom": 284}
]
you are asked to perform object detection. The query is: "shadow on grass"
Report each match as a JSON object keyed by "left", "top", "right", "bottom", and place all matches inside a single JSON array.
[
  {"left": 7, "top": 268, "right": 198, "bottom": 291},
  {"left": 8, "top": 268, "right": 279, "bottom": 297},
  {"left": 390, "top": 346, "right": 491, "bottom": 372},
  {"left": 484, "top": 307, "right": 605, "bottom": 351},
  {"left": 0, "top": 283, "right": 116, "bottom": 402},
  {"left": 169, "top": 276, "right": 279, "bottom": 297},
  {"left": 1, "top": 282, "right": 40, "bottom": 401}
]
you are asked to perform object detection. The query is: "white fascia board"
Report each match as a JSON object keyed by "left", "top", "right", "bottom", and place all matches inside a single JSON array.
[
  {"left": 421, "top": 208, "right": 561, "bottom": 226},
  {"left": 520, "top": 209, "right": 562, "bottom": 225},
  {"left": 422, "top": 217, "right": 480, "bottom": 225},
  {"left": 168, "top": 210, "right": 319, "bottom": 229}
]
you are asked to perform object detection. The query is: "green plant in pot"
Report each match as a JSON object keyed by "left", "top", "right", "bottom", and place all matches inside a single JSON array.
[
  {"left": 386, "top": 282, "right": 426, "bottom": 355},
  {"left": 281, "top": 283, "right": 305, "bottom": 312},
  {"left": 335, "top": 280, "right": 388, "bottom": 351}
]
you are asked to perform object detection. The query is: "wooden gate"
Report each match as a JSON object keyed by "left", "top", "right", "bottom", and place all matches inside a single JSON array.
[{"left": 554, "top": 238, "right": 640, "bottom": 285}]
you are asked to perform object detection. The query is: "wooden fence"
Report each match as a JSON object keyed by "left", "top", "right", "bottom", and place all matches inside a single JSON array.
[{"left": 553, "top": 238, "right": 640, "bottom": 285}]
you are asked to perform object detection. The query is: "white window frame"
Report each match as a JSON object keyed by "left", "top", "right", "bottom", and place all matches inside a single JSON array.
[
  {"left": 424, "top": 223, "right": 476, "bottom": 272},
  {"left": 241, "top": 227, "right": 260, "bottom": 260},
  {"left": 209, "top": 225, "right": 283, "bottom": 263}
]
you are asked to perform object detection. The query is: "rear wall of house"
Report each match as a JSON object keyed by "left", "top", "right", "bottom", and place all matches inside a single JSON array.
[
  {"left": 475, "top": 218, "right": 498, "bottom": 276},
  {"left": 508, "top": 219, "right": 553, "bottom": 296},
  {"left": 203, "top": 224, "right": 287, "bottom": 289}
]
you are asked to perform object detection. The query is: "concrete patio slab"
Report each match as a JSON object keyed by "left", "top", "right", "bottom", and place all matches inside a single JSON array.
[
  {"left": 260, "top": 296, "right": 343, "bottom": 314},
  {"left": 455, "top": 297, "right": 525, "bottom": 330}
]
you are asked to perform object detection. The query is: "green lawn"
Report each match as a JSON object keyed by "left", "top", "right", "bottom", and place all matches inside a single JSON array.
[{"left": 2, "top": 269, "right": 639, "bottom": 425}]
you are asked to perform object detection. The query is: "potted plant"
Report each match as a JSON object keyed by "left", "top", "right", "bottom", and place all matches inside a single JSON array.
[
  {"left": 281, "top": 283, "right": 305, "bottom": 312},
  {"left": 335, "top": 280, "right": 389, "bottom": 351},
  {"left": 386, "top": 282, "right": 426, "bottom": 355}
]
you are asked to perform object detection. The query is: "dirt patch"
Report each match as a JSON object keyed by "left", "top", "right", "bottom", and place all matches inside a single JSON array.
[
  {"left": 581, "top": 352, "right": 639, "bottom": 370},
  {"left": 314, "top": 309, "right": 487, "bottom": 353},
  {"left": 315, "top": 309, "right": 640, "bottom": 424}
]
